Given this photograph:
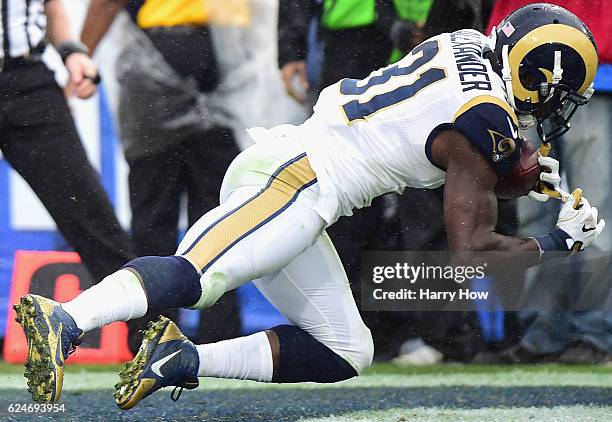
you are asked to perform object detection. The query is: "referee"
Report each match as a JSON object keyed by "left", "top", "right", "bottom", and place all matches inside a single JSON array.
[{"left": 0, "top": 1, "right": 134, "bottom": 282}]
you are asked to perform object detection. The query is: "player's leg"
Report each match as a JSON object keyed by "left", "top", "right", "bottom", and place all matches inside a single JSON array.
[
  {"left": 113, "top": 233, "right": 373, "bottom": 409},
  {"left": 12, "top": 190, "right": 241, "bottom": 403},
  {"left": 200, "top": 231, "right": 373, "bottom": 382},
  {"left": 15, "top": 142, "right": 324, "bottom": 402},
  {"left": 186, "top": 127, "right": 242, "bottom": 344},
  {"left": 59, "top": 150, "right": 323, "bottom": 330}
]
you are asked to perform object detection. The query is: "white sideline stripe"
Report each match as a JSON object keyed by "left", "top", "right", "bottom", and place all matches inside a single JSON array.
[
  {"left": 0, "top": 371, "right": 611, "bottom": 391},
  {"left": 300, "top": 406, "right": 612, "bottom": 422}
]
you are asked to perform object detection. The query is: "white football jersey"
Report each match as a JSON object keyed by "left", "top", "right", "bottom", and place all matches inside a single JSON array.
[{"left": 254, "top": 30, "right": 522, "bottom": 224}]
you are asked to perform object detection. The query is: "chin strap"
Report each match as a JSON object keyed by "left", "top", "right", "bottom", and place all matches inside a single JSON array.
[
  {"left": 552, "top": 50, "right": 563, "bottom": 85},
  {"left": 500, "top": 44, "right": 536, "bottom": 130},
  {"left": 517, "top": 113, "right": 536, "bottom": 130},
  {"left": 501, "top": 44, "right": 514, "bottom": 109},
  {"left": 542, "top": 50, "right": 564, "bottom": 103},
  {"left": 489, "top": 26, "right": 498, "bottom": 49}
]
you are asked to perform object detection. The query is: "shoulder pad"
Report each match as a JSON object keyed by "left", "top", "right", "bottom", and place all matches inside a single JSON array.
[{"left": 451, "top": 95, "right": 522, "bottom": 176}]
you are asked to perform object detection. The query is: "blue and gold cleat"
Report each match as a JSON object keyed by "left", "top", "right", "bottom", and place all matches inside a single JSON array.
[
  {"left": 114, "top": 316, "right": 199, "bottom": 410},
  {"left": 13, "top": 294, "right": 83, "bottom": 402}
]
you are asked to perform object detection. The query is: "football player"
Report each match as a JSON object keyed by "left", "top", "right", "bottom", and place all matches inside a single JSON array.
[{"left": 14, "top": 3, "right": 605, "bottom": 408}]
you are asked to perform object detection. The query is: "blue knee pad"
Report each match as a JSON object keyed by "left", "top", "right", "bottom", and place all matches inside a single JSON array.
[
  {"left": 271, "top": 325, "right": 357, "bottom": 383},
  {"left": 123, "top": 256, "right": 201, "bottom": 311}
]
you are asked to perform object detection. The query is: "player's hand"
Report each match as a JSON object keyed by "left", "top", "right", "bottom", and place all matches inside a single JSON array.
[
  {"left": 281, "top": 60, "right": 308, "bottom": 104},
  {"left": 555, "top": 189, "right": 605, "bottom": 252},
  {"left": 528, "top": 155, "right": 561, "bottom": 202},
  {"left": 64, "top": 53, "right": 99, "bottom": 100}
]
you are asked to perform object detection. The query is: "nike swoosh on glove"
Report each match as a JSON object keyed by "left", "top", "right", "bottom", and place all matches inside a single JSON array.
[{"left": 555, "top": 192, "right": 605, "bottom": 252}]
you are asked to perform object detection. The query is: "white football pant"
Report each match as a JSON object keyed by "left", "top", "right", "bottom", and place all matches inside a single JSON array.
[{"left": 175, "top": 136, "right": 373, "bottom": 373}]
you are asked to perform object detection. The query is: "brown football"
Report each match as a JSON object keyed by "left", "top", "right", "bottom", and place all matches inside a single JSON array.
[{"left": 494, "top": 140, "right": 541, "bottom": 199}]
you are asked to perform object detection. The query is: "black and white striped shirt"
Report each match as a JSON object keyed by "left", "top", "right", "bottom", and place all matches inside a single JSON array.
[{"left": 0, "top": 0, "right": 46, "bottom": 59}]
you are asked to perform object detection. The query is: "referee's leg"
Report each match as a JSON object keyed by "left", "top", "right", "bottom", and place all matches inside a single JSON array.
[{"left": 0, "top": 63, "right": 134, "bottom": 280}]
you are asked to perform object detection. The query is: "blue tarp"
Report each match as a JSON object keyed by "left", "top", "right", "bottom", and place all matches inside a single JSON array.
[{"left": 594, "top": 64, "right": 612, "bottom": 93}]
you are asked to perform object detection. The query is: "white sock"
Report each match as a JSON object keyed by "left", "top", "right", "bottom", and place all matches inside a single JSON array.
[
  {"left": 62, "top": 269, "right": 148, "bottom": 333},
  {"left": 196, "top": 331, "right": 273, "bottom": 382}
]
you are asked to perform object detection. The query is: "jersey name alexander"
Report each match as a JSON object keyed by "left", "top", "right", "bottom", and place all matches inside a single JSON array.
[
  {"left": 298, "top": 30, "right": 518, "bottom": 223},
  {"left": 451, "top": 30, "right": 493, "bottom": 92}
]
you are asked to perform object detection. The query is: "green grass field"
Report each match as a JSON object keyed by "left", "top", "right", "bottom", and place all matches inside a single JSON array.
[{"left": 0, "top": 363, "right": 610, "bottom": 421}]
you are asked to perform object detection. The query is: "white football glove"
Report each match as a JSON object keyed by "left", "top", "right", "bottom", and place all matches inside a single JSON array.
[
  {"left": 528, "top": 155, "right": 561, "bottom": 202},
  {"left": 555, "top": 192, "right": 605, "bottom": 252}
]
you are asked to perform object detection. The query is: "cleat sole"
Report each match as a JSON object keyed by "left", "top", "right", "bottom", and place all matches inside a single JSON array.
[
  {"left": 114, "top": 316, "right": 170, "bottom": 410},
  {"left": 14, "top": 295, "right": 62, "bottom": 403}
]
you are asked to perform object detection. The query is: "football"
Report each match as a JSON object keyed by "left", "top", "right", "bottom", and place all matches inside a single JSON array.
[{"left": 494, "top": 140, "right": 541, "bottom": 199}]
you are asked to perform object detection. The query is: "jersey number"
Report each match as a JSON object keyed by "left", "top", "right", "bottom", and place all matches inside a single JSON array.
[{"left": 340, "top": 40, "right": 446, "bottom": 123}]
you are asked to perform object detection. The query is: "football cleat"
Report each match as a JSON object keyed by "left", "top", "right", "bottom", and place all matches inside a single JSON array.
[
  {"left": 114, "top": 316, "right": 199, "bottom": 410},
  {"left": 13, "top": 294, "right": 83, "bottom": 402}
]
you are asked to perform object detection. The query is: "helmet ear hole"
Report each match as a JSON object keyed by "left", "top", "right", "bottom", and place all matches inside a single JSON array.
[
  {"left": 519, "top": 66, "right": 544, "bottom": 91},
  {"left": 553, "top": 19, "right": 560, "bottom": 24}
]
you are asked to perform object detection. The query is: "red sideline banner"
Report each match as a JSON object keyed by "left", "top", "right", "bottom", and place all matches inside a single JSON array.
[{"left": 3, "top": 251, "right": 132, "bottom": 364}]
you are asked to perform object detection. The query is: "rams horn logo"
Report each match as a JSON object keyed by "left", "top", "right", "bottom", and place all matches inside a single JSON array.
[
  {"left": 508, "top": 24, "right": 598, "bottom": 103},
  {"left": 488, "top": 129, "right": 516, "bottom": 163}
]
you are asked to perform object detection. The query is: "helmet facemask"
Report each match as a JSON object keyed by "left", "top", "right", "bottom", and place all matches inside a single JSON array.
[
  {"left": 498, "top": 43, "right": 594, "bottom": 143},
  {"left": 534, "top": 82, "right": 593, "bottom": 141},
  {"left": 490, "top": 2, "right": 599, "bottom": 144}
]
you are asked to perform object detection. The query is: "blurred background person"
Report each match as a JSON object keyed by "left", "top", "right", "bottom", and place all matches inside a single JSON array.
[
  {"left": 279, "top": 0, "right": 429, "bottom": 104},
  {"left": 81, "top": 0, "right": 242, "bottom": 353},
  {"left": 483, "top": 0, "right": 612, "bottom": 364},
  {"left": 0, "top": 0, "right": 134, "bottom": 292},
  {"left": 208, "top": 0, "right": 309, "bottom": 148}
]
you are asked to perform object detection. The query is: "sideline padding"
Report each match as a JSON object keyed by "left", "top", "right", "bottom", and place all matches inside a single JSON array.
[{"left": 3, "top": 251, "right": 132, "bottom": 364}]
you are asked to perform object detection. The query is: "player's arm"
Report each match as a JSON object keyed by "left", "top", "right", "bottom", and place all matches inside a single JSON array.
[
  {"left": 431, "top": 99, "right": 604, "bottom": 268},
  {"left": 81, "top": 0, "right": 128, "bottom": 55},
  {"left": 433, "top": 131, "right": 540, "bottom": 263}
]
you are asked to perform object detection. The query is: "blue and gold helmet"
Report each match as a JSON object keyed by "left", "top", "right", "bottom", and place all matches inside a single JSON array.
[{"left": 489, "top": 3, "right": 598, "bottom": 142}]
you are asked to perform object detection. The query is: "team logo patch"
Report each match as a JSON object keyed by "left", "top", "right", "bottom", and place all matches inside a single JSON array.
[
  {"left": 488, "top": 129, "right": 516, "bottom": 162},
  {"left": 501, "top": 22, "right": 515, "bottom": 38}
]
